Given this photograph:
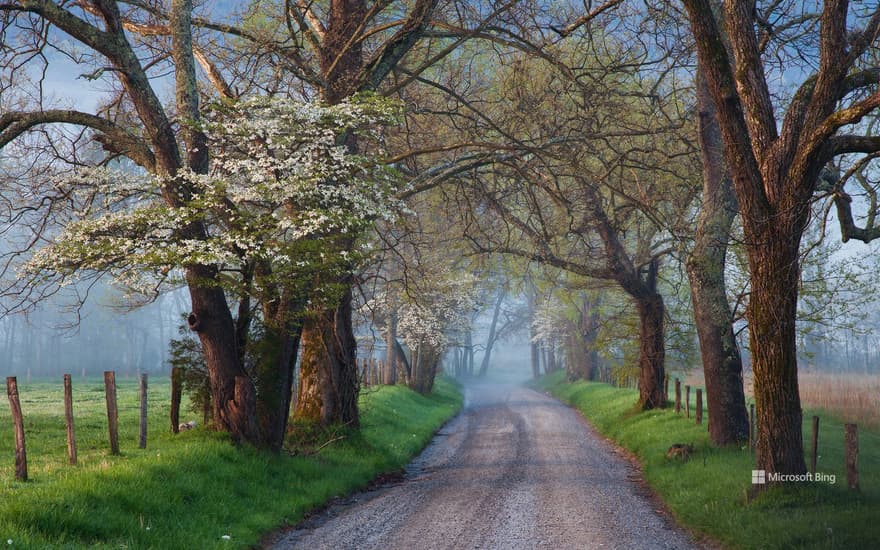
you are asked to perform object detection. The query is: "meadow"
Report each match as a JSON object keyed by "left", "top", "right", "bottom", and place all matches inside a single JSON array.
[
  {"left": 0, "top": 374, "right": 462, "bottom": 548},
  {"left": 680, "top": 369, "right": 880, "bottom": 428},
  {"left": 536, "top": 371, "right": 880, "bottom": 550}
]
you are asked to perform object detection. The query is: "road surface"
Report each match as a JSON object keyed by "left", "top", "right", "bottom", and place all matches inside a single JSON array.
[{"left": 269, "top": 381, "right": 700, "bottom": 550}]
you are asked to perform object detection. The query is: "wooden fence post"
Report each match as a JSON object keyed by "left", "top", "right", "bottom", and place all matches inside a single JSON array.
[
  {"left": 104, "top": 371, "right": 120, "bottom": 455},
  {"left": 845, "top": 423, "right": 859, "bottom": 490},
  {"left": 139, "top": 373, "right": 148, "bottom": 449},
  {"left": 685, "top": 385, "right": 691, "bottom": 418},
  {"left": 810, "top": 415, "right": 819, "bottom": 475},
  {"left": 664, "top": 374, "right": 670, "bottom": 402},
  {"left": 64, "top": 374, "right": 77, "bottom": 465},
  {"left": 6, "top": 377, "right": 27, "bottom": 481},
  {"left": 695, "top": 388, "right": 703, "bottom": 425},
  {"left": 674, "top": 379, "right": 681, "bottom": 413},
  {"left": 170, "top": 367, "right": 182, "bottom": 434}
]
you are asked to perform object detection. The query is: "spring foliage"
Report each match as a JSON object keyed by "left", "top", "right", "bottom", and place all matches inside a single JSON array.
[{"left": 22, "top": 95, "right": 404, "bottom": 295}]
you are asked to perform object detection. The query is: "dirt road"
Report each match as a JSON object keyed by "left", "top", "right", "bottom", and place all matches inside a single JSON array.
[{"left": 269, "top": 381, "right": 700, "bottom": 549}]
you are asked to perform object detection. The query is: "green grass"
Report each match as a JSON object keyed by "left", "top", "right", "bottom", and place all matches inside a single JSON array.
[
  {"left": 535, "top": 371, "right": 880, "bottom": 550},
  {"left": 0, "top": 375, "right": 462, "bottom": 549}
]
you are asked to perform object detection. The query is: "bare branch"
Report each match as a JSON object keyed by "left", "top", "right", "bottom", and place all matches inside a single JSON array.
[{"left": 0, "top": 110, "right": 155, "bottom": 170}]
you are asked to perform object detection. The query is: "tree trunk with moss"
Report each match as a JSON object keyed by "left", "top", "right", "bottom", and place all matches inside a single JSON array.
[
  {"left": 295, "top": 0, "right": 438, "bottom": 424},
  {"left": 410, "top": 344, "right": 440, "bottom": 394},
  {"left": 295, "top": 286, "right": 360, "bottom": 427},
  {"left": 686, "top": 63, "right": 749, "bottom": 446}
]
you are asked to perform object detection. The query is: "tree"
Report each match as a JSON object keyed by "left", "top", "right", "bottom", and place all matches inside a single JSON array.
[
  {"left": 0, "top": 0, "right": 263, "bottom": 443},
  {"left": 273, "top": 0, "right": 442, "bottom": 426},
  {"left": 443, "top": 37, "right": 695, "bottom": 407},
  {"left": 685, "top": 60, "right": 749, "bottom": 446},
  {"left": 0, "top": 0, "right": 399, "bottom": 450},
  {"left": 682, "top": 0, "right": 880, "bottom": 477}
]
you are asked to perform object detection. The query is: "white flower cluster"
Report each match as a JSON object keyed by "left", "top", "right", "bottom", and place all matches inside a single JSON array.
[
  {"left": 22, "top": 95, "right": 405, "bottom": 291},
  {"left": 531, "top": 295, "right": 568, "bottom": 343},
  {"left": 396, "top": 275, "right": 479, "bottom": 351}
]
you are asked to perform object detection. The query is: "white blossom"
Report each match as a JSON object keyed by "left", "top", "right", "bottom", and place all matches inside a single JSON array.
[{"left": 21, "top": 95, "right": 404, "bottom": 294}]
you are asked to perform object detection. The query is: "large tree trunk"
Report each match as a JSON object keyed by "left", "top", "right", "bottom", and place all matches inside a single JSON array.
[
  {"left": 252, "top": 289, "right": 306, "bottom": 451},
  {"left": 636, "top": 292, "right": 666, "bottom": 409},
  {"left": 410, "top": 344, "right": 440, "bottom": 394},
  {"left": 295, "top": 286, "right": 360, "bottom": 427},
  {"left": 185, "top": 271, "right": 256, "bottom": 443},
  {"left": 576, "top": 295, "right": 600, "bottom": 381},
  {"left": 748, "top": 224, "right": 807, "bottom": 475},
  {"left": 254, "top": 329, "right": 300, "bottom": 449},
  {"left": 172, "top": 0, "right": 262, "bottom": 445},
  {"left": 680, "top": 0, "right": 841, "bottom": 478},
  {"left": 687, "top": 63, "right": 749, "bottom": 446},
  {"left": 295, "top": 0, "right": 366, "bottom": 426}
]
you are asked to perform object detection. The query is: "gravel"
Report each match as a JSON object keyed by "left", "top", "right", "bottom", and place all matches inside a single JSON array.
[{"left": 268, "top": 381, "right": 702, "bottom": 550}]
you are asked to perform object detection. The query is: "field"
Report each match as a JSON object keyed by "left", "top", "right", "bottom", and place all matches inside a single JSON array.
[
  {"left": 679, "top": 369, "right": 880, "bottom": 428},
  {"left": 536, "top": 371, "right": 880, "bottom": 550},
  {"left": 0, "top": 374, "right": 462, "bottom": 548}
]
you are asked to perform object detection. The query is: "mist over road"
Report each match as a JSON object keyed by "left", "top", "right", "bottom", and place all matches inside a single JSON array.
[{"left": 269, "top": 381, "right": 700, "bottom": 549}]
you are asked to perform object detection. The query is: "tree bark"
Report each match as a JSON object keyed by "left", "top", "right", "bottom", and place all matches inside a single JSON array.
[
  {"left": 410, "top": 344, "right": 440, "bottom": 394},
  {"left": 578, "top": 295, "right": 600, "bottom": 381},
  {"left": 295, "top": 286, "right": 360, "bottom": 427},
  {"left": 748, "top": 228, "right": 806, "bottom": 474},
  {"left": 186, "top": 275, "right": 256, "bottom": 443},
  {"left": 169, "top": 0, "right": 256, "bottom": 445},
  {"left": 294, "top": 0, "right": 367, "bottom": 425},
  {"left": 384, "top": 309, "right": 398, "bottom": 385},
  {"left": 296, "top": 0, "right": 441, "bottom": 418},
  {"left": 636, "top": 292, "right": 666, "bottom": 409},
  {"left": 686, "top": 61, "right": 749, "bottom": 446},
  {"left": 251, "top": 287, "right": 306, "bottom": 451},
  {"left": 677, "top": 0, "right": 869, "bottom": 475}
]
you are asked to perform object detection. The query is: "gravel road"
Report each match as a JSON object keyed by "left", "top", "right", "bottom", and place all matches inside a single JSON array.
[{"left": 268, "top": 381, "right": 701, "bottom": 550}]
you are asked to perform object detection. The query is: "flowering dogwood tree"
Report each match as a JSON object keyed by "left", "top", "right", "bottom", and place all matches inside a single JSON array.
[
  {"left": 393, "top": 273, "right": 478, "bottom": 393},
  {"left": 24, "top": 96, "right": 403, "bottom": 293},
  {"left": 10, "top": 94, "right": 402, "bottom": 449}
]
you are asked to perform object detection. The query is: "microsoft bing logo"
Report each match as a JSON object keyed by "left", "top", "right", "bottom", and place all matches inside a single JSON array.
[{"left": 750, "top": 469, "right": 836, "bottom": 484}]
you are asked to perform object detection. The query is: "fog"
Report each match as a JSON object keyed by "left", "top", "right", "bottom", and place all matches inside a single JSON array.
[
  {"left": 0, "top": 285, "right": 189, "bottom": 380},
  {"left": 1, "top": 273, "right": 879, "bottom": 384}
]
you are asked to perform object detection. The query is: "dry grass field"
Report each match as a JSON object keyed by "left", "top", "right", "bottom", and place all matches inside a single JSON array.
[{"left": 680, "top": 369, "right": 880, "bottom": 427}]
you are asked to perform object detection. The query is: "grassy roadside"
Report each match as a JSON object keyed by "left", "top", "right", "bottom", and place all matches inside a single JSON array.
[
  {"left": 0, "top": 376, "right": 462, "bottom": 549},
  {"left": 534, "top": 371, "right": 880, "bottom": 550}
]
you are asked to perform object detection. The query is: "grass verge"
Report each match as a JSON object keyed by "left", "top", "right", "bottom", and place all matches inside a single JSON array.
[
  {"left": 0, "top": 376, "right": 462, "bottom": 549},
  {"left": 534, "top": 371, "right": 880, "bottom": 550}
]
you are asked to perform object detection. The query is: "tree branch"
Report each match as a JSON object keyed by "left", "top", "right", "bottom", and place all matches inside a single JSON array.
[
  {"left": 359, "top": 0, "right": 439, "bottom": 92},
  {"left": 0, "top": 109, "right": 155, "bottom": 170},
  {"left": 550, "top": 0, "right": 623, "bottom": 38}
]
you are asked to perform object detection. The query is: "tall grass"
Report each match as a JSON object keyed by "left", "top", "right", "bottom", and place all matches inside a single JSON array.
[
  {"left": 537, "top": 371, "right": 880, "bottom": 550},
  {"left": 0, "top": 375, "right": 461, "bottom": 548},
  {"left": 678, "top": 369, "right": 880, "bottom": 428}
]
